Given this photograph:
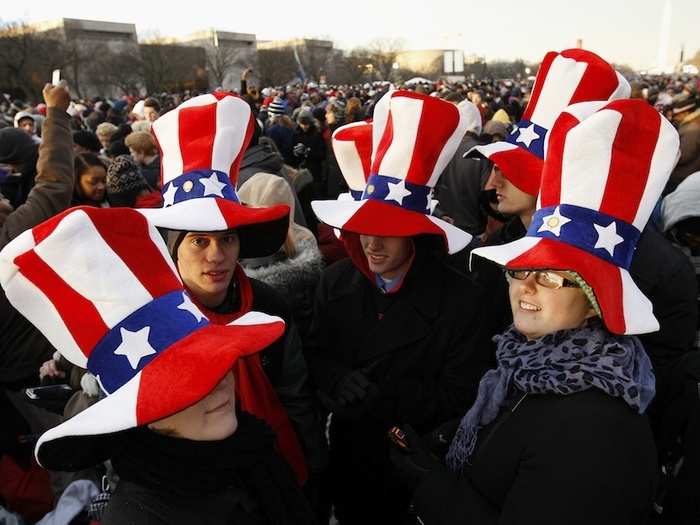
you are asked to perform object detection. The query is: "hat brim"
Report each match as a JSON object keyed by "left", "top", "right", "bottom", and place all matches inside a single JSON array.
[
  {"left": 471, "top": 236, "right": 659, "bottom": 335},
  {"left": 138, "top": 198, "right": 289, "bottom": 258},
  {"left": 311, "top": 198, "right": 472, "bottom": 255},
  {"left": 465, "top": 142, "right": 542, "bottom": 197},
  {"left": 35, "top": 311, "right": 285, "bottom": 471}
]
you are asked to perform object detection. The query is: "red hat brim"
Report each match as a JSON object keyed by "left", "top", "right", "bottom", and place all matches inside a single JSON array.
[
  {"left": 35, "top": 312, "right": 285, "bottom": 471},
  {"left": 311, "top": 198, "right": 472, "bottom": 254},
  {"left": 466, "top": 142, "right": 543, "bottom": 197}
]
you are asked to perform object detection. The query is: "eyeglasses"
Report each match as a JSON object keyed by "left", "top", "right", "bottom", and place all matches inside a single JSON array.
[{"left": 505, "top": 269, "right": 580, "bottom": 290}]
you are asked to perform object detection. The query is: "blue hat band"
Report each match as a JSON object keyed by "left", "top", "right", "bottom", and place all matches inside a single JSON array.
[
  {"left": 161, "top": 170, "right": 239, "bottom": 207},
  {"left": 362, "top": 174, "right": 431, "bottom": 214},
  {"left": 506, "top": 119, "right": 548, "bottom": 159},
  {"left": 88, "top": 290, "right": 209, "bottom": 393},
  {"left": 349, "top": 189, "right": 364, "bottom": 201},
  {"left": 528, "top": 204, "right": 641, "bottom": 269}
]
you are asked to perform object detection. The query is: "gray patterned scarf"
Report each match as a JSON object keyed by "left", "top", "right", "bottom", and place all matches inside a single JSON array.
[{"left": 446, "top": 319, "right": 656, "bottom": 471}]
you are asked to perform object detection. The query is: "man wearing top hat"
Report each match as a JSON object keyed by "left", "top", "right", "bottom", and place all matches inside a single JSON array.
[
  {"left": 306, "top": 90, "right": 496, "bottom": 524},
  {"left": 138, "top": 92, "right": 325, "bottom": 487}
]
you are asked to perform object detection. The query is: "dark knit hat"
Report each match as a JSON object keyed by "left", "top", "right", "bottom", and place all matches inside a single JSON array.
[
  {"left": 106, "top": 155, "right": 150, "bottom": 208},
  {"left": 73, "top": 130, "right": 102, "bottom": 153}
]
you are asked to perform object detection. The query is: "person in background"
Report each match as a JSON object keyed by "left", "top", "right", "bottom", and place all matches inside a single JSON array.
[
  {"left": 125, "top": 131, "right": 161, "bottom": 189},
  {"left": 72, "top": 152, "right": 108, "bottom": 207}
]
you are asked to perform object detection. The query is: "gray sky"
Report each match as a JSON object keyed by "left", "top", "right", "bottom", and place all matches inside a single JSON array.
[{"left": 3, "top": 0, "right": 699, "bottom": 70}]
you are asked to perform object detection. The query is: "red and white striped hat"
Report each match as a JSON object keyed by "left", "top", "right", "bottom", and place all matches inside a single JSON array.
[
  {"left": 312, "top": 90, "right": 472, "bottom": 254},
  {"left": 472, "top": 99, "right": 679, "bottom": 335},
  {"left": 139, "top": 92, "right": 289, "bottom": 258},
  {"left": 0, "top": 207, "right": 285, "bottom": 470},
  {"left": 467, "top": 49, "right": 630, "bottom": 196},
  {"left": 332, "top": 120, "right": 373, "bottom": 200}
]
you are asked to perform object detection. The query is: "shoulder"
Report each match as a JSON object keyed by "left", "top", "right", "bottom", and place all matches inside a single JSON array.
[
  {"left": 249, "top": 277, "right": 292, "bottom": 321},
  {"left": 102, "top": 481, "right": 168, "bottom": 525}
]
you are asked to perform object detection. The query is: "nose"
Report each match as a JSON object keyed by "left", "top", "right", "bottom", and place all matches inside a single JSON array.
[
  {"left": 513, "top": 272, "right": 538, "bottom": 295},
  {"left": 485, "top": 167, "right": 503, "bottom": 190},
  {"left": 366, "top": 236, "right": 383, "bottom": 251},
  {"left": 205, "top": 240, "right": 226, "bottom": 263}
]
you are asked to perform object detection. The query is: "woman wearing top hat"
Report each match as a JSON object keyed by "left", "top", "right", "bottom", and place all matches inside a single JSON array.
[
  {"left": 391, "top": 99, "right": 676, "bottom": 525},
  {"left": 307, "top": 91, "right": 497, "bottom": 524},
  {"left": 139, "top": 92, "right": 327, "bottom": 489},
  {"left": 0, "top": 207, "right": 316, "bottom": 525}
]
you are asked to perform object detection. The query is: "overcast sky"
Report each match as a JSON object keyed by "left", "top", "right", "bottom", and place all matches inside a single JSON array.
[{"left": 3, "top": 0, "right": 699, "bottom": 70}]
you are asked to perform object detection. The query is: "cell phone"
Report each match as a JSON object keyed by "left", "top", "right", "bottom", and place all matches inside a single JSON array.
[
  {"left": 25, "top": 384, "right": 73, "bottom": 401},
  {"left": 52, "top": 69, "right": 61, "bottom": 85},
  {"left": 387, "top": 426, "right": 411, "bottom": 451}
]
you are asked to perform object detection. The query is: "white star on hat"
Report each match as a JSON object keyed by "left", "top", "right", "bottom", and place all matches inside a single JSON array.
[
  {"left": 515, "top": 124, "right": 540, "bottom": 148},
  {"left": 385, "top": 179, "right": 412, "bottom": 206},
  {"left": 537, "top": 206, "right": 571, "bottom": 237},
  {"left": 594, "top": 221, "right": 624, "bottom": 256},
  {"left": 177, "top": 293, "right": 205, "bottom": 322},
  {"left": 162, "top": 184, "right": 178, "bottom": 207},
  {"left": 114, "top": 326, "right": 156, "bottom": 370},
  {"left": 199, "top": 173, "right": 227, "bottom": 198}
]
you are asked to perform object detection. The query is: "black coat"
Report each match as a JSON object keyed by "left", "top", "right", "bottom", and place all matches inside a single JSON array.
[
  {"left": 305, "top": 246, "right": 495, "bottom": 521},
  {"left": 414, "top": 389, "right": 657, "bottom": 525}
]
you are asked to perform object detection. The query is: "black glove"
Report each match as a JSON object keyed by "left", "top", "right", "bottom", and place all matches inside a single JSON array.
[
  {"left": 334, "top": 369, "right": 378, "bottom": 406},
  {"left": 425, "top": 418, "right": 461, "bottom": 458},
  {"left": 388, "top": 424, "right": 446, "bottom": 492}
]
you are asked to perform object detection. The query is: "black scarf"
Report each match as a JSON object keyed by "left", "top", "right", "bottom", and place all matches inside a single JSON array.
[{"left": 111, "top": 412, "right": 315, "bottom": 525}]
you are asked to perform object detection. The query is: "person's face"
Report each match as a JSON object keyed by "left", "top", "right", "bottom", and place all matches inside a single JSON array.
[
  {"left": 176, "top": 231, "right": 240, "bottom": 308},
  {"left": 18, "top": 117, "right": 35, "bottom": 135},
  {"left": 299, "top": 121, "right": 311, "bottom": 131},
  {"left": 148, "top": 371, "right": 237, "bottom": 440},
  {"left": 509, "top": 270, "right": 596, "bottom": 340},
  {"left": 129, "top": 148, "right": 146, "bottom": 165},
  {"left": 97, "top": 133, "right": 111, "bottom": 149},
  {"left": 359, "top": 235, "right": 412, "bottom": 279},
  {"left": 78, "top": 165, "right": 106, "bottom": 202},
  {"left": 485, "top": 165, "right": 536, "bottom": 217},
  {"left": 143, "top": 106, "right": 159, "bottom": 122},
  {"left": 471, "top": 92, "right": 482, "bottom": 105}
]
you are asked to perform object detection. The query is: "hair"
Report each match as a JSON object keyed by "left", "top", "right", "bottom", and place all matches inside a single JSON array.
[
  {"left": 444, "top": 92, "right": 466, "bottom": 104},
  {"left": 143, "top": 98, "right": 161, "bottom": 113},
  {"left": 74, "top": 152, "right": 106, "bottom": 179},
  {"left": 125, "top": 131, "right": 157, "bottom": 155},
  {"left": 96, "top": 122, "right": 119, "bottom": 139},
  {"left": 346, "top": 97, "right": 362, "bottom": 118}
]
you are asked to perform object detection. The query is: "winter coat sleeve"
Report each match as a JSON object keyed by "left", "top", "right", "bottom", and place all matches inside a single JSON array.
[
  {"left": 0, "top": 108, "right": 73, "bottom": 249},
  {"left": 274, "top": 320, "right": 328, "bottom": 475}
]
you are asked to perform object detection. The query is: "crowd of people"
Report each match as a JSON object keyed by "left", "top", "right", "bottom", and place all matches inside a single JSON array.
[{"left": 0, "top": 48, "right": 698, "bottom": 525}]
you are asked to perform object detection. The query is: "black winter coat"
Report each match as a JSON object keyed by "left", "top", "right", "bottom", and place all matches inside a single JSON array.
[
  {"left": 414, "top": 389, "right": 657, "bottom": 525},
  {"left": 305, "top": 247, "right": 495, "bottom": 521}
]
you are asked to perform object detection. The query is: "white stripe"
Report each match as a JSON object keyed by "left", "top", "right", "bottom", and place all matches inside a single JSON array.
[
  {"left": 311, "top": 199, "right": 365, "bottom": 229},
  {"left": 620, "top": 269, "right": 659, "bottom": 334},
  {"left": 608, "top": 72, "right": 631, "bottom": 101},
  {"left": 147, "top": 219, "right": 180, "bottom": 280},
  {"left": 211, "top": 96, "right": 250, "bottom": 174},
  {"left": 35, "top": 372, "right": 141, "bottom": 467},
  {"left": 333, "top": 139, "right": 367, "bottom": 191},
  {"left": 377, "top": 96, "right": 423, "bottom": 180},
  {"left": 153, "top": 107, "right": 183, "bottom": 186},
  {"left": 529, "top": 55, "right": 588, "bottom": 129},
  {"left": 6, "top": 272, "right": 87, "bottom": 368},
  {"left": 34, "top": 210, "right": 152, "bottom": 328},
  {"left": 229, "top": 311, "right": 283, "bottom": 326},
  {"left": 470, "top": 236, "right": 542, "bottom": 270},
  {"left": 370, "top": 90, "right": 394, "bottom": 166},
  {"left": 632, "top": 115, "right": 679, "bottom": 230},
  {"left": 427, "top": 104, "right": 468, "bottom": 186},
  {"left": 178, "top": 94, "right": 217, "bottom": 109},
  {"left": 468, "top": 141, "right": 518, "bottom": 159},
  {"left": 0, "top": 228, "right": 36, "bottom": 288},
  {"left": 426, "top": 215, "right": 472, "bottom": 254},
  {"left": 559, "top": 109, "right": 622, "bottom": 210},
  {"left": 137, "top": 198, "right": 229, "bottom": 231}
]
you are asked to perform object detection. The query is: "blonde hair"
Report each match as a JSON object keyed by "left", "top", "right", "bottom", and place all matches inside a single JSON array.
[
  {"left": 125, "top": 131, "right": 157, "bottom": 155},
  {"left": 96, "top": 122, "right": 118, "bottom": 139}
]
